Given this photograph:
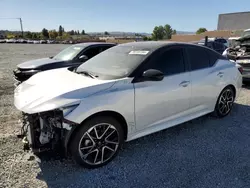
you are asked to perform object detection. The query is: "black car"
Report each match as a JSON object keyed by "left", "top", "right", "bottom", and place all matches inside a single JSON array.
[
  {"left": 13, "top": 42, "right": 116, "bottom": 86},
  {"left": 193, "top": 41, "right": 227, "bottom": 54}
]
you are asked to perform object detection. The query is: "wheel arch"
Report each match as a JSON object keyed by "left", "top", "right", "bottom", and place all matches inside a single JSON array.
[
  {"left": 226, "top": 84, "right": 236, "bottom": 97},
  {"left": 64, "top": 110, "right": 128, "bottom": 154}
]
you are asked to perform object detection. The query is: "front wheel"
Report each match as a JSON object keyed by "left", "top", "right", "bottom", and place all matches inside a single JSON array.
[
  {"left": 213, "top": 86, "right": 235, "bottom": 117},
  {"left": 70, "top": 116, "right": 124, "bottom": 168}
]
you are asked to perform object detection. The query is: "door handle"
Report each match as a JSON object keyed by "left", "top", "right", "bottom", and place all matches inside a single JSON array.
[
  {"left": 217, "top": 72, "right": 224, "bottom": 77},
  {"left": 179, "top": 81, "right": 190, "bottom": 87}
]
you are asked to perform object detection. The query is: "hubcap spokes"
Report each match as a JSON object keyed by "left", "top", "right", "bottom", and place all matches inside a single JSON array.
[
  {"left": 219, "top": 89, "right": 234, "bottom": 115},
  {"left": 79, "top": 123, "right": 119, "bottom": 165}
]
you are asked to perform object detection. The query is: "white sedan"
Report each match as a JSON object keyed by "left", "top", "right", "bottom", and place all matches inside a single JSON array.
[{"left": 14, "top": 41, "right": 242, "bottom": 168}]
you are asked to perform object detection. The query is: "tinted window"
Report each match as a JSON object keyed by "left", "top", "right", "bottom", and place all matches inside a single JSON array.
[
  {"left": 215, "top": 38, "right": 227, "bottom": 44},
  {"left": 150, "top": 48, "right": 185, "bottom": 76},
  {"left": 187, "top": 47, "right": 210, "bottom": 71},
  {"left": 83, "top": 47, "right": 103, "bottom": 59},
  {"left": 207, "top": 49, "right": 226, "bottom": 66},
  {"left": 213, "top": 42, "right": 223, "bottom": 50},
  {"left": 102, "top": 45, "right": 114, "bottom": 51}
]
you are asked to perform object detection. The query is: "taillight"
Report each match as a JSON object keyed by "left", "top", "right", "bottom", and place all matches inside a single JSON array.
[{"left": 238, "top": 66, "right": 243, "bottom": 74}]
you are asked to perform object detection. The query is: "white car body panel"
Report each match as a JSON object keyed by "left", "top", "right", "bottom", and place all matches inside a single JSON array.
[
  {"left": 14, "top": 59, "right": 242, "bottom": 142},
  {"left": 134, "top": 72, "right": 191, "bottom": 130},
  {"left": 14, "top": 68, "right": 116, "bottom": 114}
]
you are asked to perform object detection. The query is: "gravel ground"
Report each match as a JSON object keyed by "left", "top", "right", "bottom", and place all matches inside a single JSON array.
[{"left": 0, "top": 43, "right": 250, "bottom": 188}]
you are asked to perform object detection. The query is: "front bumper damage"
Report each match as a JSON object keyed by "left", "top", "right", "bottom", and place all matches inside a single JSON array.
[
  {"left": 19, "top": 110, "right": 77, "bottom": 155},
  {"left": 13, "top": 68, "right": 40, "bottom": 88},
  {"left": 226, "top": 36, "right": 250, "bottom": 81}
]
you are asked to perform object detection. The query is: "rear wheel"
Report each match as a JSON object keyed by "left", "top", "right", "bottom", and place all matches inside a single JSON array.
[
  {"left": 213, "top": 86, "right": 235, "bottom": 117},
  {"left": 70, "top": 116, "right": 124, "bottom": 168}
]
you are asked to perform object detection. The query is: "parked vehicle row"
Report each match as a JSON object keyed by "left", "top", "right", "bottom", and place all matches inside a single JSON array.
[
  {"left": 13, "top": 41, "right": 242, "bottom": 169},
  {"left": 0, "top": 39, "right": 79, "bottom": 44}
]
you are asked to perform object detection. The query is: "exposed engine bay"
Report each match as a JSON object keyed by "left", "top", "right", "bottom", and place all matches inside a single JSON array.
[
  {"left": 226, "top": 36, "right": 250, "bottom": 62},
  {"left": 20, "top": 110, "right": 74, "bottom": 154}
]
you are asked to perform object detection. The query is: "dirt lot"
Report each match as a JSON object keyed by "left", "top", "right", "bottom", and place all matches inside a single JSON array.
[{"left": 0, "top": 43, "right": 250, "bottom": 188}]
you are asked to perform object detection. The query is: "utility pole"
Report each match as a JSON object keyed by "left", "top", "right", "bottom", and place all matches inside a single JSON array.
[
  {"left": 0, "top": 17, "right": 24, "bottom": 38},
  {"left": 19, "top": 18, "right": 24, "bottom": 38}
]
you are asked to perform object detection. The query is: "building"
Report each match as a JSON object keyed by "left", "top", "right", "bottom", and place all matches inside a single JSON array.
[{"left": 217, "top": 11, "right": 250, "bottom": 30}]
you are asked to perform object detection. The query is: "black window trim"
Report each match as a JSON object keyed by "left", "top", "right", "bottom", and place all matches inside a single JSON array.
[
  {"left": 154, "top": 45, "right": 187, "bottom": 76},
  {"left": 130, "top": 44, "right": 188, "bottom": 79},
  {"left": 73, "top": 44, "right": 116, "bottom": 61},
  {"left": 184, "top": 45, "right": 222, "bottom": 72}
]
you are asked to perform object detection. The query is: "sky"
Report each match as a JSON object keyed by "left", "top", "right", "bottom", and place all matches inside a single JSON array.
[{"left": 1, "top": 0, "right": 250, "bottom": 33}]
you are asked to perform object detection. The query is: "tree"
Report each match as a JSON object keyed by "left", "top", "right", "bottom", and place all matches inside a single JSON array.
[
  {"left": 62, "top": 32, "right": 70, "bottom": 40},
  {"left": 32, "top": 33, "right": 38, "bottom": 39},
  {"left": 69, "top": 30, "right": 75, "bottom": 35},
  {"left": 42, "top": 28, "right": 49, "bottom": 39},
  {"left": 196, "top": 28, "right": 207, "bottom": 34},
  {"left": 77, "top": 30, "right": 80, "bottom": 35},
  {"left": 58, "top": 25, "right": 63, "bottom": 36},
  {"left": 152, "top": 26, "right": 165, "bottom": 40},
  {"left": 104, "top": 31, "right": 109, "bottom": 35},
  {"left": 172, "top": 29, "right": 177, "bottom": 35},
  {"left": 24, "top": 31, "right": 32, "bottom": 39},
  {"left": 81, "top": 30, "right": 85, "bottom": 35},
  {"left": 163, "top": 24, "right": 173, "bottom": 39},
  {"left": 49, "top": 30, "right": 58, "bottom": 39}
]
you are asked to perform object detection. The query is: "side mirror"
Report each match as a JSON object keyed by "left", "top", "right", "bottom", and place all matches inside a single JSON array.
[
  {"left": 79, "top": 55, "right": 88, "bottom": 62},
  {"left": 142, "top": 69, "right": 164, "bottom": 81},
  {"left": 133, "top": 69, "right": 164, "bottom": 83}
]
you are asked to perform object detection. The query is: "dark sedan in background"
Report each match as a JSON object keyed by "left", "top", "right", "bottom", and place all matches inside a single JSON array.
[
  {"left": 193, "top": 40, "right": 227, "bottom": 54},
  {"left": 13, "top": 42, "right": 116, "bottom": 86}
]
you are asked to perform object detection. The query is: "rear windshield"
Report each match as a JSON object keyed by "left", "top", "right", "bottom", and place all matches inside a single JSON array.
[{"left": 76, "top": 46, "right": 152, "bottom": 79}]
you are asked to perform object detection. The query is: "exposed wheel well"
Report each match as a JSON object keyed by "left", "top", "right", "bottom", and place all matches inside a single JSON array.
[
  {"left": 226, "top": 84, "right": 236, "bottom": 97},
  {"left": 66, "top": 111, "right": 128, "bottom": 153}
]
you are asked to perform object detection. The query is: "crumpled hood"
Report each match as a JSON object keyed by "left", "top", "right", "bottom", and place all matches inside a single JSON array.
[
  {"left": 17, "top": 57, "right": 62, "bottom": 69},
  {"left": 14, "top": 68, "right": 116, "bottom": 114}
]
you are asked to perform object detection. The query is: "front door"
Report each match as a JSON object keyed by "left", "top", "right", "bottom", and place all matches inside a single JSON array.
[{"left": 134, "top": 46, "right": 191, "bottom": 131}]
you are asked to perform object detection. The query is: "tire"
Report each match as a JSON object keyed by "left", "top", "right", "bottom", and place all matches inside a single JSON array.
[
  {"left": 70, "top": 116, "right": 124, "bottom": 168},
  {"left": 212, "top": 86, "right": 235, "bottom": 118}
]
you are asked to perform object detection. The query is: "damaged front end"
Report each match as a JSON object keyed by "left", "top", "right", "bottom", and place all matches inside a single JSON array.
[
  {"left": 226, "top": 36, "right": 250, "bottom": 81},
  {"left": 20, "top": 110, "right": 76, "bottom": 154}
]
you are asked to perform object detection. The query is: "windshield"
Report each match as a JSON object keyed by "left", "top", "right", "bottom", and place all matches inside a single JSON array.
[
  {"left": 53, "top": 45, "right": 84, "bottom": 61},
  {"left": 76, "top": 45, "right": 151, "bottom": 79}
]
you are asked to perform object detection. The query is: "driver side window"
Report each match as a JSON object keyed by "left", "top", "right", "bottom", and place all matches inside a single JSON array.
[
  {"left": 149, "top": 47, "right": 185, "bottom": 76},
  {"left": 82, "top": 46, "right": 103, "bottom": 59}
]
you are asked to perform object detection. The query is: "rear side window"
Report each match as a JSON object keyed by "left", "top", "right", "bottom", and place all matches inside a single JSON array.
[
  {"left": 150, "top": 48, "right": 185, "bottom": 76},
  {"left": 187, "top": 47, "right": 210, "bottom": 71},
  {"left": 207, "top": 49, "right": 227, "bottom": 66}
]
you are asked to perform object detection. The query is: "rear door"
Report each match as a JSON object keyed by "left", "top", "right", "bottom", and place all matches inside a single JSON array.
[
  {"left": 186, "top": 46, "right": 223, "bottom": 112},
  {"left": 134, "top": 46, "right": 191, "bottom": 131}
]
